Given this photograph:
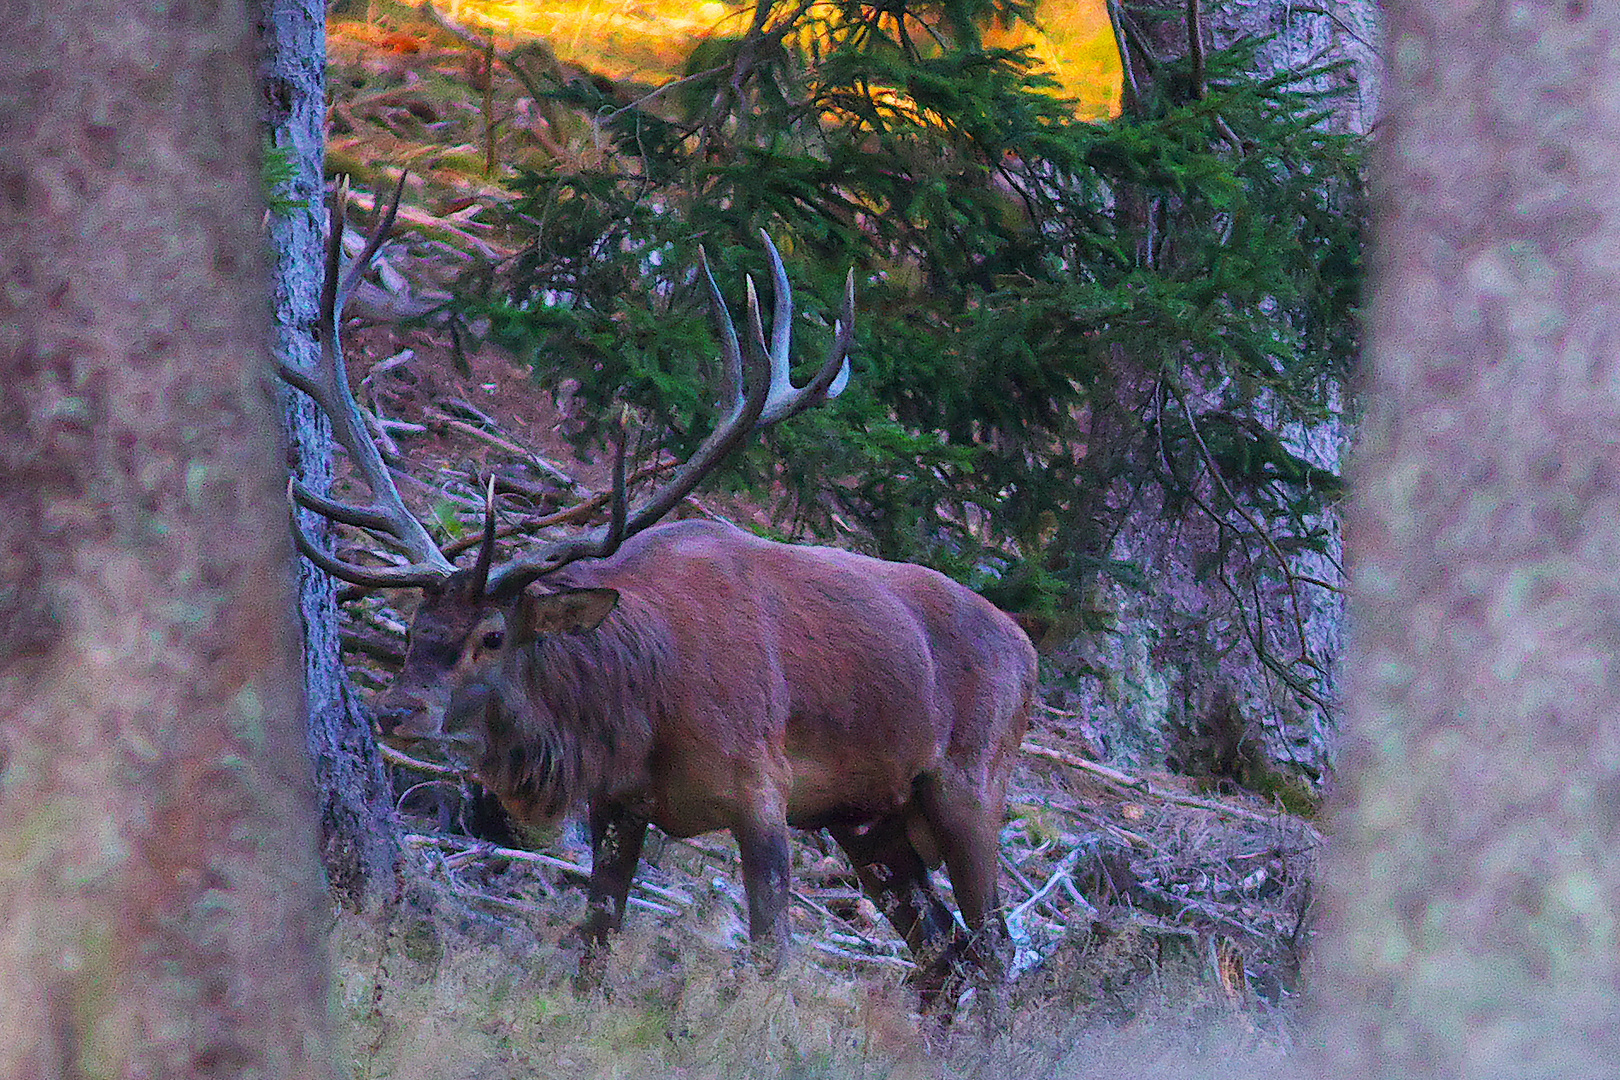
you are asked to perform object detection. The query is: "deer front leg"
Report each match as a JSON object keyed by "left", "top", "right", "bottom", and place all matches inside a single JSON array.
[
  {"left": 575, "top": 802, "right": 648, "bottom": 994},
  {"left": 733, "top": 809, "right": 794, "bottom": 971}
]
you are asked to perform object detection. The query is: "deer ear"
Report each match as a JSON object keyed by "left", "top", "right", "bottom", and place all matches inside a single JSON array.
[{"left": 512, "top": 587, "right": 620, "bottom": 644}]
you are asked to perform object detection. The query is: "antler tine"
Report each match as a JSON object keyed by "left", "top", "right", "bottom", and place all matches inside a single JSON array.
[
  {"left": 764, "top": 234, "right": 793, "bottom": 392},
  {"left": 336, "top": 171, "right": 408, "bottom": 314},
  {"left": 764, "top": 264, "right": 854, "bottom": 422},
  {"left": 756, "top": 230, "right": 853, "bottom": 424},
  {"left": 287, "top": 481, "right": 450, "bottom": 588},
  {"left": 618, "top": 261, "right": 773, "bottom": 536},
  {"left": 279, "top": 173, "right": 455, "bottom": 587},
  {"left": 604, "top": 417, "right": 629, "bottom": 554},
  {"left": 486, "top": 249, "right": 776, "bottom": 596},
  {"left": 464, "top": 475, "right": 499, "bottom": 598},
  {"left": 485, "top": 234, "right": 852, "bottom": 598},
  {"left": 289, "top": 477, "right": 416, "bottom": 533},
  {"left": 317, "top": 174, "right": 348, "bottom": 338},
  {"left": 700, "top": 245, "right": 746, "bottom": 424}
]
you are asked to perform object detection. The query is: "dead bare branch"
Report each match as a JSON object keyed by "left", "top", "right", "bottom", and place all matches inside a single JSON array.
[{"left": 1020, "top": 740, "right": 1322, "bottom": 841}]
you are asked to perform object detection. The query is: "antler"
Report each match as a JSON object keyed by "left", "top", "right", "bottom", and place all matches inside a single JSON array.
[
  {"left": 283, "top": 204, "right": 854, "bottom": 597},
  {"left": 280, "top": 174, "right": 456, "bottom": 588},
  {"left": 485, "top": 232, "right": 855, "bottom": 596}
]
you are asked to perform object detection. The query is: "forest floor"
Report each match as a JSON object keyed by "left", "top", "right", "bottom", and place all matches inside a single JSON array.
[{"left": 316, "top": 9, "right": 1323, "bottom": 1077}]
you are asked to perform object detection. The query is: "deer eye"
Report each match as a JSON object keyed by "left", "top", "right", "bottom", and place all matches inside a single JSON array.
[{"left": 481, "top": 630, "right": 505, "bottom": 651}]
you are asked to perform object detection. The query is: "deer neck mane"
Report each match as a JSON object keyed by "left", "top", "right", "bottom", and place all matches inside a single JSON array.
[{"left": 477, "top": 597, "right": 669, "bottom": 825}]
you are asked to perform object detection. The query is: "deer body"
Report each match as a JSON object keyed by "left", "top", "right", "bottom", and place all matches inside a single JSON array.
[
  {"left": 284, "top": 200, "right": 1030, "bottom": 1016},
  {"left": 383, "top": 518, "right": 1037, "bottom": 1007}
]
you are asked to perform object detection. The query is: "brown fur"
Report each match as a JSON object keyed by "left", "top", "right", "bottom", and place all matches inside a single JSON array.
[
  {"left": 459, "top": 602, "right": 671, "bottom": 825},
  {"left": 377, "top": 518, "right": 1038, "bottom": 1019}
]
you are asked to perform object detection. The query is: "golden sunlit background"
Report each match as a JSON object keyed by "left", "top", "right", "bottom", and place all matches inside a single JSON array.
[{"left": 433, "top": 0, "right": 1123, "bottom": 120}]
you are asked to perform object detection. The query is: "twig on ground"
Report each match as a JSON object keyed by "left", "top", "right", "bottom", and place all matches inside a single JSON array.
[
  {"left": 1133, "top": 881, "right": 1265, "bottom": 944},
  {"left": 1009, "top": 847, "right": 1096, "bottom": 925},
  {"left": 1021, "top": 740, "right": 1321, "bottom": 841},
  {"left": 1000, "top": 852, "right": 1072, "bottom": 923},
  {"left": 382, "top": 744, "right": 463, "bottom": 778}
]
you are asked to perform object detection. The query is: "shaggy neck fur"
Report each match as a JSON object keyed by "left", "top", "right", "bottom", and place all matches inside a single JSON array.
[{"left": 474, "top": 596, "right": 669, "bottom": 827}]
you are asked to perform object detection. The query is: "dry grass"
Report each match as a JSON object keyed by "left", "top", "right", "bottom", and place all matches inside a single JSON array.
[{"left": 328, "top": 851, "right": 1302, "bottom": 1080}]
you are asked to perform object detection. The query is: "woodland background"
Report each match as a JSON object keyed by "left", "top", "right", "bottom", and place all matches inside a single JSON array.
[{"left": 10, "top": 0, "right": 1620, "bottom": 1075}]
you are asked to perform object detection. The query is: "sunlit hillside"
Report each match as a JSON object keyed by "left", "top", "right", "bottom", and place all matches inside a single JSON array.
[
  {"left": 984, "top": 1, "right": 1122, "bottom": 120},
  {"left": 436, "top": 0, "right": 1123, "bottom": 120}
]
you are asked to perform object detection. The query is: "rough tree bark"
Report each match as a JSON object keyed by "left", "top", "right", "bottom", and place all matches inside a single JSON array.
[
  {"left": 259, "top": 0, "right": 400, "bottom": 906},
  {"left": 1076, "top": 0, "right": 1378, "bottom": 783},
  {"left": 1208, "top": 0, "right": 1380, "bottom": 135},
  {"left": 0, "top": 0, "right": 337, "bottom": 1074},
  {"left": 1315, "top": 0, "right": 1620, "bottom": 1073}
]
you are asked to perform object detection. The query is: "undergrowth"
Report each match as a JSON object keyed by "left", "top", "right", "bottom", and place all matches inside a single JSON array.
[{"left": 331, "top": 867, "right": 1295, "bottom": 1080}]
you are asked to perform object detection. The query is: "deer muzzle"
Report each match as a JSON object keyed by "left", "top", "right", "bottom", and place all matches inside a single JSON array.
[{"left": 372, "top": 684, "right": 444, "bottom": 745}]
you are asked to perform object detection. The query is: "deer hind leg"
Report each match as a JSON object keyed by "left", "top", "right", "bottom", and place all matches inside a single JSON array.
[
  {"left": 575, "top": 802, "right": 648, "bottom": 994},
  {"left": 829, "top": 814, "right": 968, "bottom": 1016},
  {"left": 915, "top": 772, "right": 1013, "bottom": 1028}
]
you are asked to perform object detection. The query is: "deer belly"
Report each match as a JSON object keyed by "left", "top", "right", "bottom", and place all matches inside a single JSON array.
[
  {"left": 782, "top": 750, "right": 922, "bottom": 824},
  {"left": 631, "top": 744, "right": 920, "bottom": 838},
  {"left": 633, "top": 772, "right": 764, "bottom": 839}
]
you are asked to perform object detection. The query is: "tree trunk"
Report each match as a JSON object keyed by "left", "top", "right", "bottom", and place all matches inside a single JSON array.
[
  {"left": 1208, "top": 0, "right": 1381, "bottom": 133},
  {"left": 1316, "top": 0, "right": 1620, "bottom": 1073},
  {"left": 259, "top": 0, "right": 400, "bottom": 906},
  {"left": 0, "top": 1, "right": 337, "bottom": 1074},
  {"left": 1076, "top": 0, "right": 1378, "bottom": 786}
]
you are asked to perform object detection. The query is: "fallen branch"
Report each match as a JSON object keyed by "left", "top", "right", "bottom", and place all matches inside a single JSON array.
[
  {"left": 408, "top": 832, "right": 588, "bottom": 879},
  {"left": 1021, "top": 740, "right": 1321, "bottom": 841},
  {"left": 340, "top": 626, "right": 406, "bottom": 667},
  {"left": 405, "top": 833, "right": 694, "bottom": 910},
  {"left": 675, "top": 837, "right": 740, "bottom": 863},
  {"left": 382, "top": 744, "right": 463, "bottom": 779},
  {"left": 346, "top": 186, "right": 511, "bottom": 260},
  {"left": 791, "top": 891, "right": 891, "bottom": 954},
  {"left": 805, "top": 939, "right": 914, "bottom": 970},
  {"left": 442, "top": 883, "right": 551, "bottom": 918},
  {"left": 422, "top": 408, "right": 541, "bottom": 461},
  {"left": 1050, "top": 804, "right": 1161, "bottom": 853}
]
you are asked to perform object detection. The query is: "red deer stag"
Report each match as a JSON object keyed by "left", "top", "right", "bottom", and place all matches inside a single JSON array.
[{"left": 282, "top": 180, "right": 1039, "bottom": 1018}]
